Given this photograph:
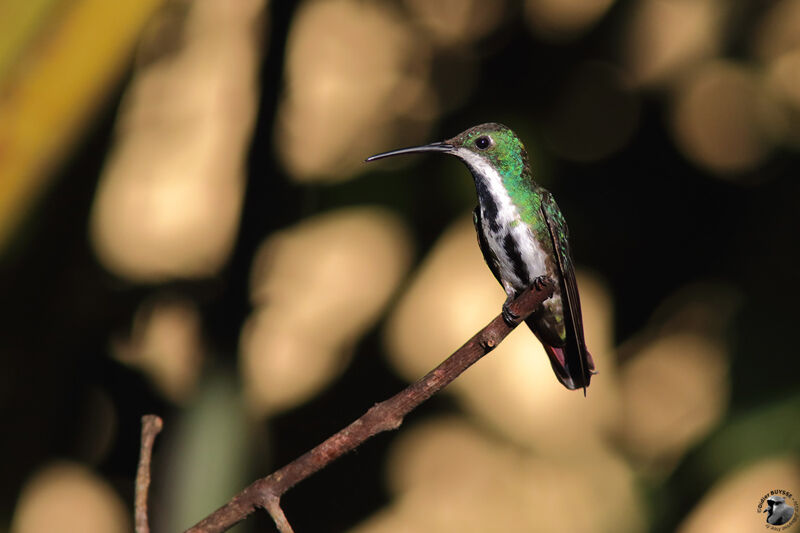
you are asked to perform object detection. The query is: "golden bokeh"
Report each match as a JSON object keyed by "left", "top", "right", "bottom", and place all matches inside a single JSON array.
[
  {"left": 112, "top": 294, "right": 204, "bottom": 404},
  {"left": 625, "top": 0, "right": 725, "bottom": 87},
  {"left": 756, "top": 0, "right": 800, "bottom": 149},
  {"left": 765, "top": 50, "right": 800, "bottom": 116},
  {"left": 275, "top": 0, "right": 438, "bottom": 182},
  {"left": 671, "top": 60, "right": 772, "bottom": 174},
  {"left": 616, "top": 283, "right": 737, "bottom": 475},
  {"left": 403, "top": 0, "right": 507, "bottom": 47},
  {"left": 678, "top": 456, "right": 800, "bottom": 533},
  {"left": 384, "top": 216, "right": 504, "bottom": 383},
  {"left": 90, "top": 0, "right": 264, "bottom": 282},
  {"left": 384, "top": 215, "right": 621, "bottom": 455},
  {"left": 763, "top": 51, "right": 800, "bottom": 147},
  {"left": 241, "top": 207, "right": 413, "bottom": 416},
  {"left": 525, "top": 0, "right": 615, "bottom": 42},
  {"left": 619, "top": 333, "right": 729, "bottom": 472},
  {"left": 11, "top": 462, "right": 130, "bottom": 533},
  {"left": 353, "top": 416, "right": 644, "bottom": 533},
  {"left": 752, "top": 0, "right": 800, "bottom": 62}
]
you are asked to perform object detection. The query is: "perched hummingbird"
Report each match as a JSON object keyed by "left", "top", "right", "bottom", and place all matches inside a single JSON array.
[{"left": 366, "top": 123, "right": 595, "bottom": 391}]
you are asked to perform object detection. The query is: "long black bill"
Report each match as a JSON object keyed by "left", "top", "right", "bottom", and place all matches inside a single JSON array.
[{"left": 365, "top": 141, "right": 454, "bottom": 162}]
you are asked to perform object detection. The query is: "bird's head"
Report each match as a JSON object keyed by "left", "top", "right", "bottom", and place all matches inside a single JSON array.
[{"left": 366, "top": 122, "right": 530, "bottom": 182}]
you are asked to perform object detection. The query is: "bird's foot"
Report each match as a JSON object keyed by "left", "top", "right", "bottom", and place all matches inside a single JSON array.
[
  {"left": 502, "top": 297, "right": 519, "bottom": 327},
  {"left": 502, "top": 278, "right": 552, "bottom": 326},
  {"left": 531, "top": 275, "right": 551, "bottom": 291}
]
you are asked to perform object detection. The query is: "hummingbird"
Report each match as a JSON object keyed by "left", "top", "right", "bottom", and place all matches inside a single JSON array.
[{"left": 366, "top": 123, "right": 595, "bottom": 391}]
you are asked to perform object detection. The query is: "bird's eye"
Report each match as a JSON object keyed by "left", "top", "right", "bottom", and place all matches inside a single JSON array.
[{"left": 475, "top": 136, "right": 491, "bottom": 150}]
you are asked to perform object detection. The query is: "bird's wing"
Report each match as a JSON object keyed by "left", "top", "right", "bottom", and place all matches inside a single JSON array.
[
  {"left": 540, "top": 192, "right": 595, "bottom": 390},
  {"left": 473, "top": 206, "right": 503, "bottom": 286}
]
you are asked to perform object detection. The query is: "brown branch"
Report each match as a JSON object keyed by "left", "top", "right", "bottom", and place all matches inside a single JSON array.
[
  {"left": 184, "top": 279, "right": 555, "bottom": 533},
  {"left": 135, "top": 415, "right": 163, "bottom": 533}
]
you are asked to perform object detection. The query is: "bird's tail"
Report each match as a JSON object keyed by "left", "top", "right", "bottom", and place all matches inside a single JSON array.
[
  {"left": 526, "top": 318, "right": 595, "bottom": 391},
  {"left": 541, "top": 343, "right": 595, "bottom": 391}
]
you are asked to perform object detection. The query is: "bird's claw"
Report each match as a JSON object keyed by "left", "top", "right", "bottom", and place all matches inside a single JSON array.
[
  {"left": 502, "top": 300, "right": 519, "bottom": 326},
  {"left": 502, "top": 277, "right": 551, "bottom": 326},
  {"left": 532, "top": 275, "right": 551, "bottom": 291}
]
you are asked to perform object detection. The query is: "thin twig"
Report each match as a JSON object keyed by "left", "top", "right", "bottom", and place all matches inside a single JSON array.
[
  {"left": 264, "top": 494, "right": 294, "bottom": 533},
  {"left": 135, "top": 415, "right": 164, "bottom": 533},
  {"left": 184, "top": 279, "right": 555, "bottom": 533}
]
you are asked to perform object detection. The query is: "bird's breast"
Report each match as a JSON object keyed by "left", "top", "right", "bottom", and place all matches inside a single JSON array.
[
  {"left": 481, "top": 207, "right": 549, "bottom": 296},
  {"left": 460, "top": 149, "right": 551, "bottom": 296}
]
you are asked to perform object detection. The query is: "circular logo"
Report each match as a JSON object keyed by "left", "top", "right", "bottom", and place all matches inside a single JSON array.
[{"left": 757, "top": 490, "right": 798, "bottom": 530}]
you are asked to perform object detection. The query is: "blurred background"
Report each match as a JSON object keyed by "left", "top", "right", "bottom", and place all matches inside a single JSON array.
[{"left": 1, "top": 0, "right": 799, "bottom": 532}]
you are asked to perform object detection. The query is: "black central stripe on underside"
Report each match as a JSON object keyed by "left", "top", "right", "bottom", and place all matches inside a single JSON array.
[
  {"left": 473, "top": 176, "right": 501, "bottom": 232},
  {"left": 503, "top": 232, "right": 531, "bottom": 287}
]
